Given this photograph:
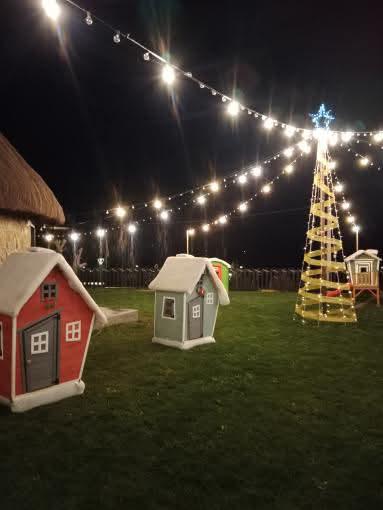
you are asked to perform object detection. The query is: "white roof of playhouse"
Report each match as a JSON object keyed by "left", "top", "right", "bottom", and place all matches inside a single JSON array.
[
  {"left": 149, "top": 255, "right": 230, "bottom": 306},
  {"left": 0, "top": 248, "right": 107, "bottom": 323},
  {"left": 345, "top": 249, "right": 381, "bottom": 262}
]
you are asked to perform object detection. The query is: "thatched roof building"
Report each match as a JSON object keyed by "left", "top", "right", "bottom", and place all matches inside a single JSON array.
[{"left": 0, "top": 133, "right": 65, "bottom": 263}]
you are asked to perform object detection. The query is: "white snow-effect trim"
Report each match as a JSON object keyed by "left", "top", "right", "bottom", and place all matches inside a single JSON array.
[
  {"left": 79, "top": 314, "right": 94, "bottom": 380},
  {"left": 152, "top": 336, "right": 215, "bottom": 350},
  {"left": 345, "top": 249, "right": 381, "bottom": 262},
  {"left": 9, "top": 380, "right": 85, "bottom": 413},
  {"left": 149, "top": 256, "right": 230, "bottom": 306},
  {"left": 0, "top": 248, "right": 107, "bottom": 325}
]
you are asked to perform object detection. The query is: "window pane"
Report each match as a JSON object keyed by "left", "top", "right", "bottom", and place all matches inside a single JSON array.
[{"left": 163, "top": 298, "right": 175, "bottom": 318}]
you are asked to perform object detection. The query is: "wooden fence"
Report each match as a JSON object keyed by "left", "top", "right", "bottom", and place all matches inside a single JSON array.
[{"left": 78, "top": 267, "right": 302, "bottom": 292}]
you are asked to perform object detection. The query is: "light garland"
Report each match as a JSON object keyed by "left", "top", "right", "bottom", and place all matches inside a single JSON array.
[{"left": 45, "top": 1, "right": 383, "bottom": 137}]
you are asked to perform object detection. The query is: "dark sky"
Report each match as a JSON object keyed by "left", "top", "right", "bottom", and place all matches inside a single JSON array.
[{"left": 1, "top": 0, "right": 383, "bottom": 267}]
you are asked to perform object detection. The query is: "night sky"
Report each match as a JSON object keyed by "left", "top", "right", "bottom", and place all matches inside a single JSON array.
[{"left": 1, "top": 0, "right": 383, "bottom": 267}]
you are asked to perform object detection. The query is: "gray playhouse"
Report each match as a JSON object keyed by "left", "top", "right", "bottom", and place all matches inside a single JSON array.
[{"left": 149, "top": 255, "right": 230, "bottom": 349}]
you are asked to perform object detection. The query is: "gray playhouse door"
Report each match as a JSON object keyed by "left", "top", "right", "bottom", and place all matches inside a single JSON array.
[
  {"left": 188, "top": 297, "right": 203, "bottom": 340},
  {"left": 22, "top": 314, "right": 60, "bottom": 392}
]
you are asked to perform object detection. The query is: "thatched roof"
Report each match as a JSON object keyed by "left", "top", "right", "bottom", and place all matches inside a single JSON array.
[{"left": 0, "top": 133, "right": 65, "bottom": 224}]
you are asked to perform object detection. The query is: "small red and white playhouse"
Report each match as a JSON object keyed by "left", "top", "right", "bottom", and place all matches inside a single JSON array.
[{"left": 0, "top": 248, "right": 106, "bottom": 412}]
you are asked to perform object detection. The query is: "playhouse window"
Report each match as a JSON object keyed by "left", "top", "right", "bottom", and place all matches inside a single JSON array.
[
  {"left": 0, "top": 322, "right": 3, "bottom": 360},
  {"left": 206, "top": 292, "right": 214, "bottom": 305},
  {"left": 162, "top": 297, "right": 176, "bottom": 319},
  {"left": 41, "top": 283, "right": 57, "bottom": 300},
  {"left": 66, "top": 321, "right": 81, "bottom": 342},
  {"left": 31, "top": 331, "right": 49, "bottom": 354},
  {"left": 192, "top": 304, "right": 201, "bottom": 319}
]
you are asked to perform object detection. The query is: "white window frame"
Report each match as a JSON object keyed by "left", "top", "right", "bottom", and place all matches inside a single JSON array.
[
  {"left": 31, "top": 331, "right": 49, "bottom": 354},
  {"left": 0, "top": 322, "right": 3, "bottom": 360},
  {"left": 162, "top": 296, "right": 176, "bottom": 320},
  {"left": 206, "top": 292, "right": 214, "bottom": 305},
  {"left": 192, "top": 304, "right": 201, "bottom": 319},
  {"left": 66, "top": 321, "right": 82, "bottom": 342}
]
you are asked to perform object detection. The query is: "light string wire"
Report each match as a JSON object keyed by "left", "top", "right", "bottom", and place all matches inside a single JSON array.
[{"left": 56, "top": 0, "right": 381, "bottom": 136}]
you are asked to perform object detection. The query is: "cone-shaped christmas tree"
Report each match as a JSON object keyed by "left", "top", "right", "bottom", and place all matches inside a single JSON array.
[{"left": 295, "top": 105, "right": 357, "bottom": 323}]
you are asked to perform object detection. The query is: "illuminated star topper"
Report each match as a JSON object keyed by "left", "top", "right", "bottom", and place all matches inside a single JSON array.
[{"left": 310, "top": 104, "right": 335, "bottom": 129}]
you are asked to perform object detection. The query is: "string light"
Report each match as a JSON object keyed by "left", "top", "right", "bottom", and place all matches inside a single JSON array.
[
  {"left": 284, "top": 164, "right": 294, "bottom": 174},
  {"left": 298, "top": 140, "right": 311, "bottom": 153},
  {"left": 69, "top": 232, "right": 80, "bottom": 242},
  {"left": 341, "top": 131, "right": 354, "bottom": 142},
  {"left": 96, "top": 228, "right": 106, "bottom": 238},
  {"left": 44, "top": 233, "right": 54, "bottom": 243},
  {"left": 264, "top": 118, "right": 274, "bottom": 130},
  {"left": 113, "top": 31, "right": 121, "bottom": 44},
  {"left": 352, "top": 225, "right": 361, "bottom": 233},
  {"left": 334, "top": 182, "right": 344, "bottom": 193},
  {"left": 373, "top": 131, "right": 383, "bottom": 142},
  {"left": 202, "top": 223, "right": 210, "bottom": 232},
  {"left": 341, "top": 201, "right": 351, "bottom": 210},
  {"left": 160, "top": 210, "right": 170, "bottom": 221},
  {"left": 197, "top": 195, "right": 206, "bottom": 205},
  {"left": 115, "top": 206, "right": 127, "bottom": 218},
  {"left": 250, "top": 166, "right": 262, "bottom": 177},
  {"left": 218, "top": 215, "right": 227, "bottom": 225},
  {"left": 153, "top": 199, "right": 163, "bottom": 210},
  {"left": 238, "top": 202, "right": 248, "bottom": 212},
  {"left": 210, "top": 181, "right": 220, "bottom": 193},
  {"left": 227, "top": 100, "right": 240, "bottom": 117},
  {"left": 283, "top": 147, "right": 294, "bottom": 158},
  {"left": 238, "top": 174, "right": 247, "bottom": 184},
  {"left": 285, "top": 126, "right": 296, "bottom": 138},
  {"left": 127, "top": 223, "right": 137, "bottom": 234},
  {"left": 42, "top": 0, "right": 61, "bottom": 21},
  {"left": 360, "top": 157, "right": 370, "bottom": 167},
  {"left": 346, "top": 215, "right": 355, "bottom": 223},
  {"left": 186, "top": 228, "right": 195, "bottom": 236},
  {"left": 85, "top": 11, "right": 93, "bottom": 25},
  {"left": 162, "top": 64, "right": 176, "bottom": 85},
  {"left": 328, "top": 161, "right": 337, "bottom": 170},
  {"left": 262, "top": 183, "right": 272, "bottom": 193}
]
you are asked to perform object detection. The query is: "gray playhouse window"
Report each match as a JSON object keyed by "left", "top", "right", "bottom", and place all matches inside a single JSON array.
[
  {"left": 0, "top": 322, "right": 3, "bottom": 359},
  {"left": 162, "top": 297, "right": 176, "bottom": 319},
  {"left": 41, "top": 283, "right": 57, "bottom": 300}
]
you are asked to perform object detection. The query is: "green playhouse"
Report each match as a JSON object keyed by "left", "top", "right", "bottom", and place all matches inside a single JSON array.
[{"left": 209, "top": 258, "right": 231, "bottom": 292}]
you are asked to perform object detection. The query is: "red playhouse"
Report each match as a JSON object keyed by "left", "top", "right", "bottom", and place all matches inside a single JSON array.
[{"left": 0, "top": 248, "right": 106, "bottom": 412}]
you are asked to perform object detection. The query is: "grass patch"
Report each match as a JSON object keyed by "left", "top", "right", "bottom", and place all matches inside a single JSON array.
[{"left": 1, "top": 289, "right": 383, "bottom": 509}]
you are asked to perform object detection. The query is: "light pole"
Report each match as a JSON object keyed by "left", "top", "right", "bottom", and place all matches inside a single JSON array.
[
  {"left": 186, "top": 228, "right": 195, "bottom": 254},
  {"left": 352, "top": 225, "right": 360, "bottom": 251}
]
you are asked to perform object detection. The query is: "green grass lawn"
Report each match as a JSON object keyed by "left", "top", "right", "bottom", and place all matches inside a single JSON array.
[{"left": 1, "top": 290, "right": 383, "bottom": 510}]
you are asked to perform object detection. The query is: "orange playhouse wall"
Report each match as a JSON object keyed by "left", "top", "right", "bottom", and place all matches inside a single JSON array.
[
  {"left": 15, "top": 268, "right": 94, "bottom": 396},
  {"left": 0, "top": 314, "right": 12, "bottom": 399}
]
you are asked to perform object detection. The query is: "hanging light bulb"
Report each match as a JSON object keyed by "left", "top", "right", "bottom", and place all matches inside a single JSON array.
[
  {"left": 42, "top": 0, "right": 61, "bottom": 21},
  {"left": 238, "top": 202, "right": 248, "bottom": 212},
  {"left": 115, "top": 206, "right": 126, "bottom": 218},
  {"left": 250, "top": 166, "right": 262, "bottom": 177},
  {"left": 113, "top": 31, "right": 121, "bottom": 43},
  {"left": 96, "top": 228, "right": 106, "bottom": 238},
  {"left": 218, "top": 215, "right": 227, "bottom": 225},
  {"left": 360, "top": 157, "right": 370, "bottom": 167},
  {"left": 227, "top": 100, "right": 240, "bottom": 117},
  {"left": 298, "top": 140, "right": 311, "bottom": 153},
  {"left": 262, "top": 183, "right": 272, "bottom": 194},
  {"left": 341, "top": 131, "right": 353, "bottom": 142},
  {"left": 284, "top": 164, "right": 294, "bottom": 174},
  {"left": 162, "top": 64, "right": 175, "bottom": 85},
  {"left": 127, "top": 223, "right": 137, "bottom": 234},
  {"left": 69, "top": 232, "right": 80, "bottom": 242},
  {"left": 210, "top": 181, "right": 220, "bottom": 193},
  {"left": 197, "top": 195, "right": 206, "bottom": 205},
  {"left": 202, "top": 223, "right": 210, "bottom": 232},
  {"left": 264, "top": 117, "right": 274, "bottom": 130},
  {"left": 238, "top": 174, "right": 247, "bottom": 184},
  {"left": 352, "top": 225, "right": 360, "bottom": 233},
  {"left": 373, "top": 131, "right": 383, "bottom": 142},
  {"left": 153, "top": 199, "right": 163, "bottom": 210},
  {"left": 346, "top": 215, "right": 355, "bottom": 223},
  {"left": 143, "top": 52, "right": 150, "bottom": 61},
  {"left": 44, "top": 233, "right": 54, "bottom": 243},
  {"left": 283, "top": 147, "right": 294, "bottom": 158},
  {"left": 160, "top": 210, "right": 169, "bottom": 221},
  {"left": 85, "top": 11, "right": 93, "bottom": 25},
  {"left": 285, "top": 125, "right": 296, "bottom": 138},
  {"left": 341, "top": 201, "right": 351, "bottom": 210},
  {"left": 187, "top": 228, "right": 195, "bottom": 236},
  {"left": 334, "top": 182, "right": 344, "bottom": 193}
]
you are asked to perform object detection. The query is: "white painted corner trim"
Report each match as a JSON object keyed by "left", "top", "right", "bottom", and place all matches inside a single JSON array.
[{"left": 152, "top": 336, "right": 215, "bottom": 350}]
